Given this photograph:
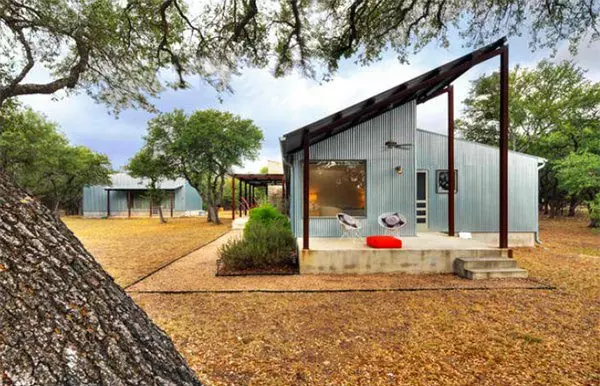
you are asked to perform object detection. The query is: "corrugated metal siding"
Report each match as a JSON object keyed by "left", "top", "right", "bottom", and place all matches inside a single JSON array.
[
  {"left": 83, "top": 186, "right": 106, "bottom": 213},
  {"left": 416, "top": 130, "right": 538, "bottom": 232},
  {"left": 83, "top": 175, "right": 203, "bottom": 216},
  {"left": 290, "top": 102, "right": 417, "bottom": 237},
  {"left": 183, "top": 181, "right": 203, "bottom": 211}
]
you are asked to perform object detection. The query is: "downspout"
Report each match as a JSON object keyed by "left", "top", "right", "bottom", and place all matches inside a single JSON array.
[{"left": 535, "top": 159, "right": 547, "bottom": 245}]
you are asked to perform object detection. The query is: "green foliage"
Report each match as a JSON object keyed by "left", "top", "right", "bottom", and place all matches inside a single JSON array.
[
  {"left": 2, "top": 1, "right": 598, "bottom": 110},
  {"left": 556, "top": 152, "right": 600, "bottom": 198},
  {"left": 589, "top": 194, "right": 600, "bottom": 224},
  {"left": 0, "top": 104, "right": 111, "bottom": 213},
  {"left": 246, "top": 203, "right": 290, "bottom": 230},
  {"left": 219, "top": 206, "right": 295, "bottom": 270},
  {"left": 457, "top": 60, "right": 600, "bottom": 219},
  {"left": 127, "top": 146, "right": 172, "bottom": 223},
  {"left": 259, "top": 166, "right": 269, "bottom": 174},
  {"left": 142, "top": 109, "right": 263, "bottom": 224}
]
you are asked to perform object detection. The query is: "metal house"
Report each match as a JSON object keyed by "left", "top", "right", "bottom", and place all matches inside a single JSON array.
[
  {"left": 280, "top": 38, "right": 543, "bottom": 276},
  {"left": 82, "top": 173, "right": 203, "bottom": 218}
]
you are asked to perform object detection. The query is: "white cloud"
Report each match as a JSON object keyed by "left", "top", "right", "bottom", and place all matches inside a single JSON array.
[{"left": 13, "top": 37, "right": 600, "bottom": 170}]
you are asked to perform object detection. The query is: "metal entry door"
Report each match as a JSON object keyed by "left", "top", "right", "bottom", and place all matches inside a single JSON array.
[{"left": 416, "top": 171, "right": 428, "bottom": 231}]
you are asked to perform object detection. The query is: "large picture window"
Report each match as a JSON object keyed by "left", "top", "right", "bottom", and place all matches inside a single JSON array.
[{"left": 308, "top": 160, "right": 366, "bottom": 217}]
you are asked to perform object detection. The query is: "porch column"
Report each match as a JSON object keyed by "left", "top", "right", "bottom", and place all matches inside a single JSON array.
[
  {"left": 238, "top": 179, "right": 242, "bottom": 217},
  {"left": 499, "top": 46, "right": 509, "bottom": 249},
  {"left": 106, "top": 189, "right": 111, "bottom": 217},
  {"left": 302, "top": 129, "right": 310, "bottom": 250},
  {"left": 232, "top": 176, "right": 236, "bottom": 220},
  {"left": 127, "top": 191, "right": 131, "bottom": 218},
  {"left": 448, "top": 85, "right": 455, "bottom": 236},
  {"left": 170, "top": 191, "right": 174, "bottom": 218},
  {"left": 244, "top": 182, "right": 248, "bottom": 216}
]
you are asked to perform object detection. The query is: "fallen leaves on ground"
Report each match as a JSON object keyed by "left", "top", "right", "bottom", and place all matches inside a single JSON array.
[
  {"left": 63, "top": 215, "right": 230, "bottom": 287},
  {"left": 130, "top": 216, "right": 599, "bottom": 385}
]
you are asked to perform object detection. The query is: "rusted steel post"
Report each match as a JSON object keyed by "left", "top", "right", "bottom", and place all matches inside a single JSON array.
[
  {"left": 231, "top": 176, "right": 236, "bottom": 220},
  {"left": 238, "top": 179, "right": 242, "bottom": 217},
  {"left": 499, "top": 46, "right": 509, "bottom": 249},
  {"left": 170, "top": 191, "right": 174, "bottom": 218},
  {"left": 448, "top": 85, "right": 455, "bottom": 237},
  {"left": 106, "top": 189, "right": 111, "bottom": 217},
  {"left": 244, "top": 182, "right": 248, "bottom": 216},
  {"left": 149, "top": 194, "right": 152, "bottom": 217},
  {"left": 303, "top": 130, "right": 310, "bottom": 250}
]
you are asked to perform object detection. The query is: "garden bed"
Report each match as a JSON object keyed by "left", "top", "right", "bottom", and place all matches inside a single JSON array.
[{"left": 215, "top": 257, "right": 298, "bottom": 276}]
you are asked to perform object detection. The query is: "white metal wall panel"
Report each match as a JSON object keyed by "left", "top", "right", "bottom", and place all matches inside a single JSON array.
[
  {"left": 290, "top": 102, "right": 417, "bottom": 237},
  {"left": 415, "top": 129, "right": 539, "bottom": 232}
]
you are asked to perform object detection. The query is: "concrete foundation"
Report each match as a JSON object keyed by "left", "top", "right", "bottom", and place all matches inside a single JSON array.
[
  {"left": 469, "top": 232, "right": 535, "bottom": 247},
  {"left": 299, "top": 233, "right": 510, "bottom": 274}
]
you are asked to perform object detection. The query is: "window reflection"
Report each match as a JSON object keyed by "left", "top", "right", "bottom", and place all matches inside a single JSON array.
[{"left": 308, "top": 161, "right": 366, "bottom": 217}]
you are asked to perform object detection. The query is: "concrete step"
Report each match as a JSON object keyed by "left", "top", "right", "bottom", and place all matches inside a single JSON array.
[
  {"left": 456, "top": 257, "right": 517, "bottom": 270},
  {"left": 464, "top": 267, "right": 529, "bottom": 280}
]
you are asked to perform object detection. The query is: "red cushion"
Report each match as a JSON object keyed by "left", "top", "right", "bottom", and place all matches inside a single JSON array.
[{"left": 366, "top": 235, "right": 402, "bottom": 249}]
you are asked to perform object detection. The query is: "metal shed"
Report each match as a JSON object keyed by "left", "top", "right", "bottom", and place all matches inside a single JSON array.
[{"left": 82, "top": 173, "right": 203, "bottom": 218}]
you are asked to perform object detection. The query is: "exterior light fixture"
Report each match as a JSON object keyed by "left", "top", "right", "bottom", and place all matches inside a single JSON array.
[
  {"left": 385, "top": 141, "right": 413, "bottom": 150},
  {"left": 395, "top": 166, "right": 404, "bottom": 175}
]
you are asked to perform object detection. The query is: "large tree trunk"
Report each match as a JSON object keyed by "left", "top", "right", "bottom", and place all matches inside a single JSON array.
[{"left": 0, "top": 173, "right": 201, "bottom": 385}]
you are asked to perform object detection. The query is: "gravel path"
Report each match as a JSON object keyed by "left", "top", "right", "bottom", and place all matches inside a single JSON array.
[{"left": 126, "top": 231, "right": 548, "bottom": 292}]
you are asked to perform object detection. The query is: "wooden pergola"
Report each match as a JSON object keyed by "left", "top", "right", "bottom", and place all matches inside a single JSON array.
[
  {"left": 280, "top": 37, "right": 510, "bottom": 250},
  {"left": 230, "top": 173, "right": 285, "bottom": 220}
]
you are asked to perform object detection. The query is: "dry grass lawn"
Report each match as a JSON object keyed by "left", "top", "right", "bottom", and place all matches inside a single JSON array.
[
  {"left": 63, "top": 215, "right": 231, "bottom": 287},
  {"left": 130, "top": 216, "right": 600, "bottom": 385}
]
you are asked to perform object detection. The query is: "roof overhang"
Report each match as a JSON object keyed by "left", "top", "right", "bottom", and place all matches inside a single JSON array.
[
  {"left": 280, "top": 37, "right": 508, "bottom": 159},
  {"left": 231, "top": 173, "right": 285, "bottom": 186}
]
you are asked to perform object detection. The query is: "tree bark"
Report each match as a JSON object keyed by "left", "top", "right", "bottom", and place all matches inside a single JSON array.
[
  {"left": 0, "top": 173, "right": 201, "bottom": 385},
  {"left": 158, "top": 206, "right": 167, "bottom": 224},
  {"left": 568, "top": 197, "right": 578, "bottom": 217},
  {"left": 207, "top": 206, "right": 221, "bottom": 225}
]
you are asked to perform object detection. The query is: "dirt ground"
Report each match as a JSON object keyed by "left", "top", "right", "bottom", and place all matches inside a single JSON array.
[
  {"left": 66, "top": 215, "right": 599, "bottom": 385},
  {"left": 127, "top": 229, "right": 547, "bottom": 292},
  {"left": 63, "top": 215, "right": 231, "bottom": 287},
  {"left": 123, "top": 217, "right": 600, "bottom": 385}
]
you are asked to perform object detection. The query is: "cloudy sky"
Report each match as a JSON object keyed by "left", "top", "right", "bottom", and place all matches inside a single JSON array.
[{"left": 19, "top": 32, "right": 600, "bottom": 173}]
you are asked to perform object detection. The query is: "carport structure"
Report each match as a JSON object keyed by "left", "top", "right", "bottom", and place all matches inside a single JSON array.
[{"left": 231, "top": 173, "right": 285, "bottom": 219}]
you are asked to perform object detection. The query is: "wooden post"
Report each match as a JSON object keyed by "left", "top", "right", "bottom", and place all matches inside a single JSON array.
[
  {"left": 170, "top": 191, "right": 174, "bottom": 218},
  {"left": 245, "top": 182, "right": 249, "bottom": 216},
  {"left": 106, "top": 189, "right": 111, "bottom": 217},
  {"left": 127, "top": 191, "right": 131, "bottom": 218},
  {"left": 232, "top": 177, "right": 236, "bottom": 220},
  {"left": 149, "top": 194, "right": 152, "bottom": 218},
  {"left": 448, "top": 85, "right": 455, "bottom": 237},
  {"left": 499, "top": 46, "right": 509, "bottom": 249},
  {"left": 302, "top": 130, "right": 310, "bottom": 250},
  {"left": 238, "top": 179, "right": 242, "bottom": 217}
]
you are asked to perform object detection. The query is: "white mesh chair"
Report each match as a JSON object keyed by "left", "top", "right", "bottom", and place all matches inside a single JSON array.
[
  {"left": 377, "top": 212, "right": 407, "bottom": 238},
  {"left": 337, "top": 213, "right": 362, "bottom": 241}
]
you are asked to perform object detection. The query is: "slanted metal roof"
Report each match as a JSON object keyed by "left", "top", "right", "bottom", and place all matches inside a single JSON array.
[
  {"left": 104, "top": 172, "right": 185, "bottom": 190},
  {"left": 232, "top": 173, "right": 284, "bottom": 186},
  {"left": 280, "top": 37, "right": 507, "bottom": 159}
]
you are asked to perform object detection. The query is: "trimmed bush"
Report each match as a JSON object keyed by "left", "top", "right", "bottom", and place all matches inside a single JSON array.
[
  {"left": 219, "top": 206, "right": 296, "bottom": 270},
  {"left": 246, "top": 203, "right": 290, "bottom": 230}
]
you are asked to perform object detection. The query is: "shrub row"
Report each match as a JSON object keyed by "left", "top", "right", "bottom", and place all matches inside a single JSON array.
[{"left": 219, "top": 204, "right": 296, "bottom": 270}]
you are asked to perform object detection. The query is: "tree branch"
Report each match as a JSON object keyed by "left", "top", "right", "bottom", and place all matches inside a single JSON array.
[{"left": 0, "top": 33, "right": 89, "bottom": 105}]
